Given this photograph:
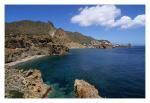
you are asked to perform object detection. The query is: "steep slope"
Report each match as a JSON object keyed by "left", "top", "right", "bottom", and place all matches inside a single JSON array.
[
  {"left": 65, "top": 31, "right": 95, "bottom": 45},
  {"left": 5, "top": 20, "right": 120, "bottom": 49},
  {"left": 5, "top": 20, "right": 96, "bottom": 46}
]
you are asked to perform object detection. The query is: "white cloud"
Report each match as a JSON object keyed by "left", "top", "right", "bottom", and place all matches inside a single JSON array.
[
  {"left": 133, "top": 14, "right": 145, "bottom": 26},
  {"left": 71, "top": 5, "right": 145, "bottom": 29},
  {"left": 114, "top": 14, "right": 145, "bottom": 29},
  {"left": 114, "top": 16, "right": 133, "bottom": 29}
]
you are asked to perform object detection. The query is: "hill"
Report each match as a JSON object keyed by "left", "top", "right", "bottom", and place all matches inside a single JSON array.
[{"left": 5, "top": 20, "right": 95, "bottom": 46}]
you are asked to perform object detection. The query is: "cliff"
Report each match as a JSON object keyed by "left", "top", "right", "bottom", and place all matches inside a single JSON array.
[
  {"left": 5, "top": 34, "right": 69, "bottom": 63},
  {"left": 74, "top": 79, "right": 101, "bottom": 98},
  {"left": 5, "top": 66, "right": 51, "bottom": 98}
]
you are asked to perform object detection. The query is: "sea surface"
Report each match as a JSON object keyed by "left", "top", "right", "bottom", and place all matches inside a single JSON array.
[{"left": 15, "top": 46, "right": 145, "bottom": 98}]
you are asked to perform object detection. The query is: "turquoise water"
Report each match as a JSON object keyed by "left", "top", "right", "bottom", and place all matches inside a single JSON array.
[{"left": 15, "top": 46, "right": 145, "bottom": 98}]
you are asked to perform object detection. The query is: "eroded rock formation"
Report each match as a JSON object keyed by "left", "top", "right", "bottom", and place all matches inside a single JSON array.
[
  {"left": 5, "top": 34, "right": 69, "bottom": 63},
  {"left": 74, "top": 79, "right": 101, "bottom": 98},
  {"left": 5, "top": 66, "right": 51, "bottom": 98}
]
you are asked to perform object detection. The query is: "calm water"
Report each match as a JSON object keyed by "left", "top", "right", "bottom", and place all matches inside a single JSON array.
[{"left": 15, "top": 46, "right": 145, "bottom": 98}]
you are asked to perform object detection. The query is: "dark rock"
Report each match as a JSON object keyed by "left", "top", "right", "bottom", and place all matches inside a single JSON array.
[{"left": 8, "top": 90, "right": 24, "bottom": 98}]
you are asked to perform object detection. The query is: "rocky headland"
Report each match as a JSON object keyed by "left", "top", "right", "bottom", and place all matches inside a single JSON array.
[
  {"left": 5, "top": 20, "right": 131, "bottom": 98},
  {"left": 6, "top": 20, "right": 131, "bottom": 51}
]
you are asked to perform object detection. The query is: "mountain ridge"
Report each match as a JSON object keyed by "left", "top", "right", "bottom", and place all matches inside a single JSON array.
[
  {"left": 5, "top": 20, "right": 113, "bottom": 48},
  {"left": 5, "top": 20, "right": 131, "bottom": 49}
]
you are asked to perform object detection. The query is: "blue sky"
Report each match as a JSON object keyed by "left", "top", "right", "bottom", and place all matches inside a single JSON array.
[{"left": 5, "top": 5, "right": 145, "bottom": 45}]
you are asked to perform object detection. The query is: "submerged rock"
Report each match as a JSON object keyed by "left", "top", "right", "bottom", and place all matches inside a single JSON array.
[{"left": 74, "top": 79, "right": 101, "bottom": 98}]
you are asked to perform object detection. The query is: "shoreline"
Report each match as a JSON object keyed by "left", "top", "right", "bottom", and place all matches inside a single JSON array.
[{"left": 5, "top": 55, "right": 46, "bottom": 67}]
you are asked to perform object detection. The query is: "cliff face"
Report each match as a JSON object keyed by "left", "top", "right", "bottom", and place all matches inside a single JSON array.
[
  {"left": 74, "top": 79, "right": 101, "bottom": 98},
  {"left": 5, "top": 66, "right": 51, "bottom": 98},
  {"left": 5, "top": 34, "right": 69, "bottom": 63}
]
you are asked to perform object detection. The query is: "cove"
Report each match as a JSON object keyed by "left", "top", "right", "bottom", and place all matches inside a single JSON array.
[{"left": 14, "top": 46, "right": 145, "bottom": 98}]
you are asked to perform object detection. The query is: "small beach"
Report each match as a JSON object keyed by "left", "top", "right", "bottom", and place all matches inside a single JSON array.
[{"left": 5, "top": 55, "right": 46, "bottom": 67}]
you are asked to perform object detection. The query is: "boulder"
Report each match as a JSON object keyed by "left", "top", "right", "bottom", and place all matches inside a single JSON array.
[{"left": 74, "top": 79, "right": 101, "bottom": 98}]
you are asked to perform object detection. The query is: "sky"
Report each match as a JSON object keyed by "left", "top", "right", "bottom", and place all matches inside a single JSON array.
[{"left": 5, "top": 5, "right": 145, "bottom": 45}]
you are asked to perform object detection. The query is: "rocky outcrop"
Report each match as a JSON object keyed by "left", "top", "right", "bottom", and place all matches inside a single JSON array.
[
  {"left": 5, "top": 66, "right": 51, "bottom": 98},
  {"left": 66, "top": 42, "right": 86, "bottom": 48},
  {"left": 74, "top": 79, "right": 101, "bottom": 98},
  {"left": 90, "top": 40, "right": 132, "bottom": 49},
  {"left": 5, "top": 34, "right": 69, "bottom": 63},
  {"left": 90, "top": 40, "right": 113, "bottom": 49}
]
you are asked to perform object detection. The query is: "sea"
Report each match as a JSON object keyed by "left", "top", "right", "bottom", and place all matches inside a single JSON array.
[{"left": 15, "top": 46, "right": 145, "bottom": 98}]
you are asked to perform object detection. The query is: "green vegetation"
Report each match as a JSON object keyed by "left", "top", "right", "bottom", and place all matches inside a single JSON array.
[
  {"left": 66, "top": 31, "right": 94, "bottom": 45},
  {"left": 9, "top": 90, "right": 24, "bottom": 98},
  {"left": 5, "top": 20, "right": 53, "bottom": 35},
  {"left": 5, "top": 20, "right": 95, "bottom": 45}
]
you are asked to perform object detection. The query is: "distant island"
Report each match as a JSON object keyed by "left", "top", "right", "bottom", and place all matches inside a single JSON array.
[{"left": 5, "top": 20, "right": 132, "bottom": 98}]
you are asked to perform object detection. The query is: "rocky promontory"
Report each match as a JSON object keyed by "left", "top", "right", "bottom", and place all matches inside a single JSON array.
[
  {"left": 5, "top": 20, "right": 132, "bottom": 98},
  {"left": 74, "top": 79, "right": 101, "bottom": 98},
  {"left": 5, "top": 66, "right": 51, "bottom": 98}
]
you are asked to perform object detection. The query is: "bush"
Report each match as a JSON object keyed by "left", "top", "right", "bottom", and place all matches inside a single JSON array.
[{"left": 9, "top": 90, "right": 24, "bottom": 98}]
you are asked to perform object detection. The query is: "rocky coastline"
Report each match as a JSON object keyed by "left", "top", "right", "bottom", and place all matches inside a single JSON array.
[
  {"left": 5, "top": 66, "right": 51, "bottom": 98},
  {"left": 6, "top": 20, "right": 132, "bottom": 50},
  {"left": 5, "top": 34, "right": 69, "bottom": 63},
  {"left": 5, "top": 20, "right": 132, "bottom": 98},
  {"left": 5, "top": 63, "right": 102, "bottom": 98},
  {"left": 5, "top": 55, "right": 46, "bottom": 67},
  {"left": 5, "top": 35, "right": 69, "bottom": 98}
]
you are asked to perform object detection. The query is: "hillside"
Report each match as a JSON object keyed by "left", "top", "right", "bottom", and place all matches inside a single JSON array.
[
  {"left": 5, "top": 20, "right": 95, "bottom": 46},
  {"left": 5, "top": 20, "right": 55, "bottom": 35},
  {"left": 5, "top": 20, "right": 129, "bottom": 48},
  {"left": 65, "top": 31, "right": 95, "bottom": 45}
]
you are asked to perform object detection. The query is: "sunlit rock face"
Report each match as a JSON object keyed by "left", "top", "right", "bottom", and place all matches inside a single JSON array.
[
  {"left": 74, "top": 79, "right": 101, "bottom": 98},
  {"left": 5, "top": 67, "right": 51, "bottom": 98}
]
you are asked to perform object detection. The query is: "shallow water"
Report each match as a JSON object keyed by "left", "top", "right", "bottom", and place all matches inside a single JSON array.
[{"left": 15, "top": 46, "right": 145, "bottom": 98}]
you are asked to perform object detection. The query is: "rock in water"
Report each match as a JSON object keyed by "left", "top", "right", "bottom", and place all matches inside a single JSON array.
[
  {"left": 5, "top": 66, "right": 51, "bottom": 98},
  {"left": 74, "top": 79, "right": 101, "bottom": 98}
]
